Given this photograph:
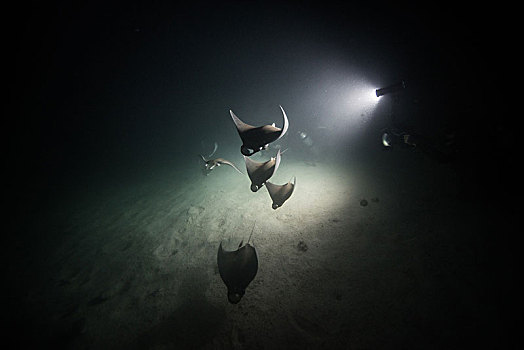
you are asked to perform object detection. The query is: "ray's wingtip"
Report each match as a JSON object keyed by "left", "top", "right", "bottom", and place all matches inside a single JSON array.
[
  {"left": 230, "top": 109, "right": 240, "bottom": 120},
  {"left": 278, "top": 105, "right": 289, "bottom": 140}
]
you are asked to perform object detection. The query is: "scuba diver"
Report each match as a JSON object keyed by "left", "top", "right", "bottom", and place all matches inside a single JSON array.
[
  {"left": 378, "top": 80, "right": 457, "bottom": 164},
  {"left": 381, "top": 126, "right": 457, "bottom": 164}
]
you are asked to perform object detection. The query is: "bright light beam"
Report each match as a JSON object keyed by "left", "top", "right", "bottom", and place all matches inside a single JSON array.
[{"left": 343, "top": 83, "right": 381, "bottom": 114}]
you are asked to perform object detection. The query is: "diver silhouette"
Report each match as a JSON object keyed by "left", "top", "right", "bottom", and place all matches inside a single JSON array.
[{"left": 382, "top": 127, "right": 456, "bottom": 164}]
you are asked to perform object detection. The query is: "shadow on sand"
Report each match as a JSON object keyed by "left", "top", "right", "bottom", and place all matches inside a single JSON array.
[{"left": 134, "top": 267, "right": 225, "bottom": 349}]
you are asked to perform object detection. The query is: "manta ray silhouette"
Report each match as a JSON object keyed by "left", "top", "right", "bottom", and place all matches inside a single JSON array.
[
  {"left": 199, "top": 155, "right": 243, "bottom": 175},
  {"left": 217, "top": 225, "right": 258, "bottom": 304},
  {"left": 230, "top": 106, "right": 289, "bottom": 156},
  {"left": 243, "top": 149, "right": 281, "bottom": 192},
  {"left": 266, "top": 176, "right": 296, "bottom": 209}
]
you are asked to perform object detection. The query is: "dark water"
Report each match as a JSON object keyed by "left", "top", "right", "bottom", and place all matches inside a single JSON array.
[{"left": 6, "top": 1, "right": 517, "bottom": 348}]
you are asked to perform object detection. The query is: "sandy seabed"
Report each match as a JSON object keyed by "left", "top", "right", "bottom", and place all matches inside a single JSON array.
[{"left": 9, "top": 150, "right": 503, "bottom": 349}]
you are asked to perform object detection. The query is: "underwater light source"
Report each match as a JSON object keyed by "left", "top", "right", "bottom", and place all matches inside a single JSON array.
[
  {"left": 347, "top": 85, "right": 381, "bottom": 109},
  {"left": 375, "top": 81, "right": 405, "bottom": 97}
]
